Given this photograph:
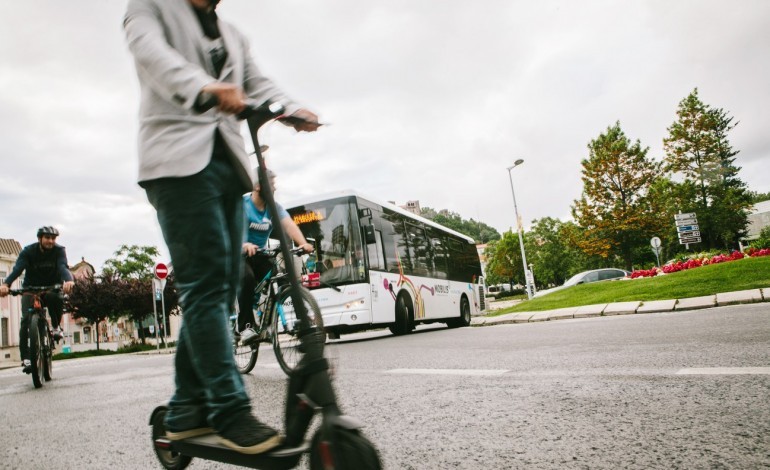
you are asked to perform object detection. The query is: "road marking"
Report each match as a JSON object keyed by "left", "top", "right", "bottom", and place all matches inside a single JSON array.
[
  {"left": 385, "top": 368, "right": 508, "bottom": 376},
  {"left": 676, "top": 367, "right": 770, "bottom": 375}
]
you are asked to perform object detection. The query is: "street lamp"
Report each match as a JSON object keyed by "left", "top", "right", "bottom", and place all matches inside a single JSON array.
[{"left": 506, "top": 159, "right": 534, "bottom": 299}]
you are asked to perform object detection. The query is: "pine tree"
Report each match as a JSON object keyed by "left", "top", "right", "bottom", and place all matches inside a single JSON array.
[
  {"left": 572, "top": 122, "right": 665, "bottom": 271},
  {"left": 663, "top": 89, "right": 751, "bottom": 249}
]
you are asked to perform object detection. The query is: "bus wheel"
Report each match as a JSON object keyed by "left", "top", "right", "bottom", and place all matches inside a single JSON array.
[
  {"left": 389, "top": 294, "right": 413, "bottom": 335},
  {"left": 448, "top": 296, "right": 471, "bottom": 328}
]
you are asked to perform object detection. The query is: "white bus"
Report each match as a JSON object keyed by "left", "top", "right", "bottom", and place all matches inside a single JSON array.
[{"left": 284, "top": 190, "right": 483, "bottom": 338}]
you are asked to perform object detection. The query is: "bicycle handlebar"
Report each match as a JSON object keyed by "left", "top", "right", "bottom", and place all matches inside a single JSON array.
[
  {"left": 247, "top": 246, "right": 308, "bottom": 260},
  {"left": 8, "top": 285, "right": 63, "bottom": 296},
  {"left": 194, "top": 94, "right": 319, "bottom": 129}
]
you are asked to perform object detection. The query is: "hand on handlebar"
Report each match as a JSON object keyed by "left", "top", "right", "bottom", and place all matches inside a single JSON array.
[
  {"left": 298, "top": 243, "right": 314, "bottom": 254},
  {"left": 278, "top": 109, "right": 321, "bottom": 133},
  {"left": 243, "top": 242, "right": 260, "bottom": 258},
  {"left": 0, "top": 285, "right": 8, "bottom": 297},
  {"left": 200, "top": 83, "right": 247, "bottom": 115},
  {"left": 62, "top": 281, "right": 75, "bottom": 295}
]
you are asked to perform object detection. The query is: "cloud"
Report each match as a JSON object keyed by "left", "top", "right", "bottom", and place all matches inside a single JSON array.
[{"left": 1, "top": 0, "right": 768, "bottom": 270}]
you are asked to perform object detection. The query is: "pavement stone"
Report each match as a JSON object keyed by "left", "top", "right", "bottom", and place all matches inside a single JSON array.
[
  {"left": 548, "top": 307, "right": 578, "bottom": 320},
  {"left": 637, "top": 299, "right": 677, "bottom": 314},
  {"left": 603, "top": 301, "right": 641, "bottom": 316},
  {"left": 715, "top": 289, "right": 763, "bottom": 307},
  {"left": 675, "top": 295, "right": 716, "bottom": 311},
  {"left": 573, "top": 304, "right": 607, "bottom": 318},
  {"left": 511, "top": 312, "right": 534, "bottom": 323},
  {"left": 528, "top": 310, "right": 551, "bottom": 322}
]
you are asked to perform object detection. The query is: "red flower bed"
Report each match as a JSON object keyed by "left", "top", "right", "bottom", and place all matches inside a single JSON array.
[{"left": 630, "top": 249, "right": 767, "bottom": 279}]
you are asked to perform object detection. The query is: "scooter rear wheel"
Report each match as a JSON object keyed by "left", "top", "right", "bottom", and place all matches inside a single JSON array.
[{"left": 151, "top": 408, "right": 193, "bottom": 470}]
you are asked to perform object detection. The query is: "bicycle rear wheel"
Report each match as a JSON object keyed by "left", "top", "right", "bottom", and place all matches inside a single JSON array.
[
  {"left": 272, "top": 286, "right": 323, "bottom": 376},
  {"left": 233, "top": 337, "right": 259, "bottom": 375},
  {"left": 28, "top": 314, "right": 44, "bottom": 388}
]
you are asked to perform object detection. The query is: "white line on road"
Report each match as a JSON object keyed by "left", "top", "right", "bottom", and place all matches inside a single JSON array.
[
  {"left": 385, "top": 368, "right": 509, "bottom": 376},
  {"left": 676, "top": 367, "right": 770, "bottom": 375}
]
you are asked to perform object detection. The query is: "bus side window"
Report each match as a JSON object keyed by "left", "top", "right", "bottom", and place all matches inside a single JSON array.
[{"left": 367, "top": 229, "right": 385, "bottom": 271}]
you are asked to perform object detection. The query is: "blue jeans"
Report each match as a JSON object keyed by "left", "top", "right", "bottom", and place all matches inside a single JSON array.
[{"left": 142, "top": 141, "right": 250, "bottom": 432}]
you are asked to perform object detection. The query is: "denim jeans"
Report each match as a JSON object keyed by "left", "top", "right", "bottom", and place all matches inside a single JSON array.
[{"left": 143, "top": 140, "right": 250, "bottom": 432}]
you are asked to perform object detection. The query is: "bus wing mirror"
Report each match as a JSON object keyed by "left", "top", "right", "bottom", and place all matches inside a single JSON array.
[{"left": 363, "top": 225, "right": 376, "bottom": 244}]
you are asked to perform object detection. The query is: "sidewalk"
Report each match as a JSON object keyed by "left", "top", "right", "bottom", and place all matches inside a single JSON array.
[{"left": 473, "top": 287, "right": 770, "bottom": 326}]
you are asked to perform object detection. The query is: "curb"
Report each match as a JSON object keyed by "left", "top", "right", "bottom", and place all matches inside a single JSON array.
[{"left": 473, "top": 287, "right": 769, "bottom": 327}]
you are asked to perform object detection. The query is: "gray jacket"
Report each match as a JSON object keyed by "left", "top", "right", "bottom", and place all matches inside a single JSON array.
[{"left": 123, "top": 0, "right": 300, "bottom": 192}]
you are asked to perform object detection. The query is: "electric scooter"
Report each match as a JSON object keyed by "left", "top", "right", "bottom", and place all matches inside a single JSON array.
[{"left": 150, "top": 100, "right": 381, "bottom": 470}]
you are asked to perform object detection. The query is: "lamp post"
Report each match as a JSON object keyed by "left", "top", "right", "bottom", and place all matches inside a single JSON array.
[{"left": 507, "top": 159, "right": 534, "bottom": 299}]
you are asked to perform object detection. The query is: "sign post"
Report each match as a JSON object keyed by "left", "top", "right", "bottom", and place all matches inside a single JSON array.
[
  {"left": 650, "top": 236, "right": 662, "bottom": 267},
  {"left": 675, "top": 212, "right": 701, "bottom": 250},
  {"left": 153, "top": 263, "right": 169, "bottom": 351}
]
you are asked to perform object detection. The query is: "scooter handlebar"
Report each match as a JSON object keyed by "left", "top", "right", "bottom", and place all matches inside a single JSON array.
[{"left": 194, "top": 93, "right": 318, "bottom": 128}]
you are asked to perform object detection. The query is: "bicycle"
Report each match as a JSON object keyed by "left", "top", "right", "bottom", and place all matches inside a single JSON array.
[
  {"left": 232, "top": 246, "right": 323, "bottom": 376},
  {"left": 9, "top": 285, "right": 61, "bottom": 388}
]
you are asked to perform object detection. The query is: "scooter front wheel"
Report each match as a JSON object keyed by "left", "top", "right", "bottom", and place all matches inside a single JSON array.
[{"left": 151, "top": 407, "right": 193, "bottom": 470}]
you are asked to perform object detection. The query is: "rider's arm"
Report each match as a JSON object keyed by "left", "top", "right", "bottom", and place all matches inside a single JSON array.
[
  {"left": 280, "top": 217, "right": 313, "bottom": 253},
  {"left": 2, "top": 247, "right": 30, "bottom": 289},
  {"left": 123, "top": 0, "right": 215, "bottom": 110}
]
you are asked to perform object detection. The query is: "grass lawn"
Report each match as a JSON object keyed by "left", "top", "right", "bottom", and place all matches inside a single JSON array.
[{"left": 493, "top": 255, "right": 770, "bottom": 315}]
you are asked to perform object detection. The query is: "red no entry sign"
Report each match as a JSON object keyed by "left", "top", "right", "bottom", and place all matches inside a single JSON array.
[{"left": 154, "top": 263, "right": 169, "bottom": 280}]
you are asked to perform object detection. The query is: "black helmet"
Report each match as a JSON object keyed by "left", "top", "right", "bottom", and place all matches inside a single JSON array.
[{"left": 37, "top": 226, "right": 60, "bottom": 238}]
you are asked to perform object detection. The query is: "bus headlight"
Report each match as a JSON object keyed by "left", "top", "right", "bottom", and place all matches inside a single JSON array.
[{"left": 344, "top": 299, "right": 365, "bottom": 309}]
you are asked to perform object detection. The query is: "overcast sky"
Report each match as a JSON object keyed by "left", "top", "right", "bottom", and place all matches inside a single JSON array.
[{"left": 1, "top": 1, "right": 768, "bottom": 271}]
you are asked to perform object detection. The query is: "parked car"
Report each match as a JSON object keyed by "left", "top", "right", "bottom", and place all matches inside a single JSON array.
[{"left": 533, "top": 268, "right": 630, "bottom": 298}]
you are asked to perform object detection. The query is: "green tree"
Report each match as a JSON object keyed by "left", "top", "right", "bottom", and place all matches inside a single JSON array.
[
  {"left": 421, "top": 207, "right": 501, "bottom": 243},
  {"left": 484, "top": 231, "right": 524, "bottom": 288},
  {"left": 750, "top": 191, "right": 770, "bottom": 203},
  {"left": 526, "top": 217, "right": 590, "bottom": 288},
  {"left": 103, "top": 245, "right": 160, "bottom": 280},
  {"left": 750, "top": 226, "right": 770, "bottom": 249},
  {"left": 663, "top": 89, "right": 752, "bottom": 250},
  {"left": 101, "top": 245, "right": 179, "bottom": 344},
  {"left": 67, "top": 274, "right": 125, "bottom": 351},
  {"left": 572, "top": 122, "right": 665, "bottom": 271}
]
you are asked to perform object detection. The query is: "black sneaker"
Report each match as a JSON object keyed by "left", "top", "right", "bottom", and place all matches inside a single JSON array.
[
  {"left": 21, "top": 359, "right": 31, "bottom": 374},
  {"left": 166, "top": 425, "right": 215, "bottom": 441},
  {"left": 217, "top": 413, "right": 282, "bottom": 454}
]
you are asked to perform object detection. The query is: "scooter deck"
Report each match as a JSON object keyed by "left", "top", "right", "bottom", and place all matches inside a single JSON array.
[{"left": 155, "top": 434, "right": 309, "bottom": 469}]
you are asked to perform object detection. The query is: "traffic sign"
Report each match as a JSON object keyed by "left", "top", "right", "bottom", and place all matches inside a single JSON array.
[
  {"left": 650, "top": 237, "right": 661, "bottom": 248},
  {"left": 676, "top": 224, "right": 699, "bottom": 232},
  {"left": 675, "top": 218, "right": 698, "bottom": 226},
  {"left": 678, "top": 231, "right": 701, "bottom": 238},
  {"left": 675, "top": 212, "right": 696, "bottom": 221},
  {"left": 679, "top": 236, "right": 702, "bottom": 244},
  {"left": 154, "top": 263, "right": 169, "bottom": 279}
]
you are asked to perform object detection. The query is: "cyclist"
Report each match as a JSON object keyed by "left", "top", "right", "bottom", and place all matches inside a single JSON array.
[
  {"left": 238, "top": 169, "right": 313, "bottom": 345},
  {"left": 0, "top": 226, "right": 75, "bottom": 372}
]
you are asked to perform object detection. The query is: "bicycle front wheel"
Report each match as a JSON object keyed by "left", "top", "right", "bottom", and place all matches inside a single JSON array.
[
  {"left": 28, "top": 314, "right": 44, "bottom": 388},
  {"left": 272, "top": 286, "right": 324, "bottom": 376},
  {"left": 43, "top": 324, "right": 53, "bottom": 381}
]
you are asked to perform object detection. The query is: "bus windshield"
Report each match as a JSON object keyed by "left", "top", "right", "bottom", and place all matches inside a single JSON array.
[{"left": 288, "top": 198, "right": 366, "bottom": 286}]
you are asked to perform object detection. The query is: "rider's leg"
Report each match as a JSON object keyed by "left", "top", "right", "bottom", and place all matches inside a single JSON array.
[
  {"left": 19, "top": 296, "right": 33, "bottom": 363},
  {"left": 237, "top": 257, "right": 257, "bottom": 331},
  {"left": 44, "top": 291, "right": 64, "bottom": 329},
  {"left": 143, "top": 134, "right": 279, "bottom": 452}
]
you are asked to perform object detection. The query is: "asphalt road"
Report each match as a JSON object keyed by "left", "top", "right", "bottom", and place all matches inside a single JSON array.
[{"left": 1, "top": 303, "right": 768, "bottom": 469}]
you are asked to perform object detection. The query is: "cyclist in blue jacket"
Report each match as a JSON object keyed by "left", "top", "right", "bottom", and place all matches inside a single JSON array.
[
  {"left": 238, "top": 169, "right": 313, "bottom": 344},
  {"left": 0, "top": 226, "right": 75, "bottom": 372}
]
